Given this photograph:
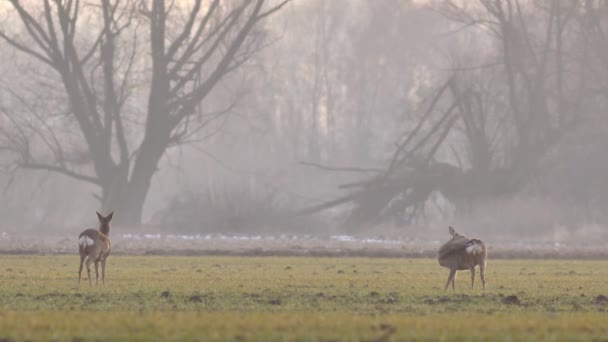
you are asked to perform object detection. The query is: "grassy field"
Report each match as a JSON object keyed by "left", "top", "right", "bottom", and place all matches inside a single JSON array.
[{"left": 0, "top": 255, "right": 607, "bottom": 341}]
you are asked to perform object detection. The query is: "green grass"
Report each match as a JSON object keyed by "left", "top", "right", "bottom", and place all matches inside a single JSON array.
[{"left": 0, "top": 256, "right": 607, "bottom": 341}]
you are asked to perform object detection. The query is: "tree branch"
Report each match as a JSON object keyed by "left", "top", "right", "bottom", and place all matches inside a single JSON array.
[
  {"left": 299, "top": 161, "right": 383, "bottom": 173},
  {"left": 20, "top": 161, "right": 101, "bottom": 186}
]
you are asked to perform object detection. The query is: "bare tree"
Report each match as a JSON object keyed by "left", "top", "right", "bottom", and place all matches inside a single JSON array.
[
  {"left": 296, "top": 0, "right": 591, "bottom": 228},
  {"left": 0, "top": 0, "right": 289, "bottom": 226}
]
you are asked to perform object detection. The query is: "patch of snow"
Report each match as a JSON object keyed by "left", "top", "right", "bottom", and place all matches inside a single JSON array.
[
  {"left": 113, "top": 233, "right": 445, "bottom": 247},
  {"left": 331, "top": 235, "right": 356, "bottom": 242},
  {"left": 361, "top": 238, "right": 401, "bottom": 245}
]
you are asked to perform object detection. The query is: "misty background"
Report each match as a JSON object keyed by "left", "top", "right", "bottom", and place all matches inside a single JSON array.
[{"left": 0, "top": 0, "right": 607, "bottom": 246}]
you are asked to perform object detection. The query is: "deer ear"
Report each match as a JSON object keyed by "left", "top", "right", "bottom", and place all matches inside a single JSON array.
[
  {"left": 97, "top": 211, "right": 104, "bottom": 222},
  {"left": 449, "top": 226, "right": 456, "bottom": 236},
  {"left": 106, "top": 211, "right": 114, "bottom": 221}
]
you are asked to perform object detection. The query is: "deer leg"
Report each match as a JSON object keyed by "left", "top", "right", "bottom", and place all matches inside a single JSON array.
[
  {"left": 101, "top": 259, "right": 106, "bottom": 287},
  {"left": 445, "top": 268, "right": 457, "bottom": 291},
  {"left": 78, "top": 254, "right": 85, "bottom": 287},
  {"left": 480, "top": 262, "right": 487, "bottom": 290},
  {"left": 94, "top": 260, "right": 99, "bottom": 286},
  {"left": 85, "top": 257, "right": 92, "bottom": 287},
  {"left": 470, "top": 267, "right": 476, "bottom": 289}
]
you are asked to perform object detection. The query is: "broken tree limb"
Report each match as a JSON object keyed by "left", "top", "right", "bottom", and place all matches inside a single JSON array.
[{"left": 299, "top": 161, "right": 383, "bottom": 173}]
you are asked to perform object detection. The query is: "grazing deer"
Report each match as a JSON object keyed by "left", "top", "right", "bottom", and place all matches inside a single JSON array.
[
  {"left": 438, "top": 226, "right": 487, "bottom": 291},
  {"left": 78, "top": 211, "right": 113, "bottom": 288}
]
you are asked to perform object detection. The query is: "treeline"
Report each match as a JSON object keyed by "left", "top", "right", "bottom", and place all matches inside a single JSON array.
[{"left": 0, "top": 1, "right": 607, "bottom": 237}]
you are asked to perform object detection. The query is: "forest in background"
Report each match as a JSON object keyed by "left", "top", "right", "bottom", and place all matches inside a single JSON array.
[{"left": 0, "top": 0, "right": 607, "bottom": 241}]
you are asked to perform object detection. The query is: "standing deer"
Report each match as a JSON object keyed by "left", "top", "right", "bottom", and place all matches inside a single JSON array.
[
  {"left": 78, "top": 211, "right": 113, "bottom": 288},
  {"left": 438, "top": 226, "right": 487, "bottom": 291}
]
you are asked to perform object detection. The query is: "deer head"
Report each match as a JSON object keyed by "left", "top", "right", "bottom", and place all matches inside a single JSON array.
[{"left": 97, "top": 211, "right": 114, "bottom": 235}]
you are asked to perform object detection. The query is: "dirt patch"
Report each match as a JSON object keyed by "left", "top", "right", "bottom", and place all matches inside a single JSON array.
[
  {"left": 268, "top": 298, "right": 282, "bottom": 305},
  {"left": 424, "top": 296, "right": 450, "bottom": 305},
  {"left": 502, "top": 295, "right": 521, "bottom": 305},
  {"left": 34, "top": 293, "right": 68, "bottom": 301},
  {"left": 592, "top": 295, "right": 608, "bottom": 305},
  {"left": 188, "top": 295, "right": 202, "bottom": 303}
]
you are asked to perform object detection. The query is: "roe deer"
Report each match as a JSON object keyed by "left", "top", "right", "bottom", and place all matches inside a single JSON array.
[
  {"left": 78, "top": 211, "right": 113, "bottom": 288},
  {"left": 438, "top": 226, "right": 487, "bottom": 291}
]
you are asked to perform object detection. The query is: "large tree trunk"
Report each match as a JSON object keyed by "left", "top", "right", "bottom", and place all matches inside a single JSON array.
[
  {"left": 119, "top": 176, "right": 154, "bottom": 227},
  {"left": 120, "top": 108, "right": 171, "bottom": 224},
  {"left": 98, "top": 165, "right": 158, "bottom": 227}
]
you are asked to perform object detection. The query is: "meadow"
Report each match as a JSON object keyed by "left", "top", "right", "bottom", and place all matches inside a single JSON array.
[{"left": 0, "top": 255, "right": 607, "bottom": 341}]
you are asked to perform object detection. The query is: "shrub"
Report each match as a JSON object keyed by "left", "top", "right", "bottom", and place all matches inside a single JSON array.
[{"left": 156, "top": 184, "right": 322, "bottom": 234}]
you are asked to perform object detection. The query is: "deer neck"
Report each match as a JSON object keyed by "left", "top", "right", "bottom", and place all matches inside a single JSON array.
[{"left": 99, "top": 224, "right": 110, "bottom": 236}]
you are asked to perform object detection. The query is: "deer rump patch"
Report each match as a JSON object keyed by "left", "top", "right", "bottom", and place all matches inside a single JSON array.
[
  {"left": 78, "top": 236, "right": 95, "bottom": 247},
  {"left": 466, "top": 240, "right": 484, "bottom": 255}
]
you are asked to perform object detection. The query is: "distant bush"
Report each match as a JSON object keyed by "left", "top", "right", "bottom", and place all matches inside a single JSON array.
[
  {"left": 451, "top": 195, "right": 608, "bottom": 242},
  {"left": 155, "top": 184, "right": 324, "bottom": 234}
]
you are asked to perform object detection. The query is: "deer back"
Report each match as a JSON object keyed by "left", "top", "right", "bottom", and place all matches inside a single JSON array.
[
  {"left": 78, "top": 229, "right": 111, "bottom": 258},
  {"left": 438, "top": 234, "right": 486, "bottom": 270}
]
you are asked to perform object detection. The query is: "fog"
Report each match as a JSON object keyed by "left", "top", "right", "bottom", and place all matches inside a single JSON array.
[{"left": 0, "top": 0, "right": 607, "bottom": 255}]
